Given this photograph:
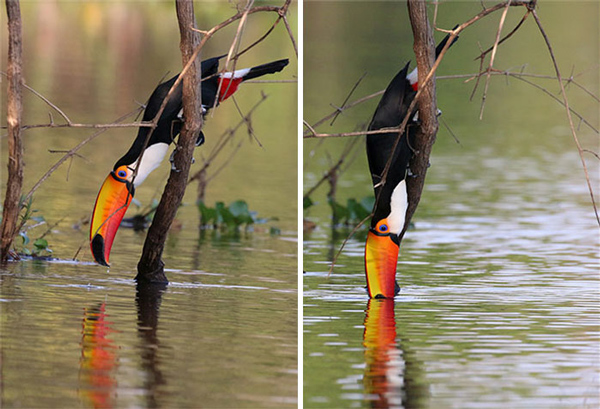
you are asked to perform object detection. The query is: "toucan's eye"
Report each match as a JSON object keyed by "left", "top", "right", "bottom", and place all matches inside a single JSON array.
[
  {"left": 375, "top": 219, "right": 389, "bottom": 234},
  {"left": 115, "top": 166, "right": 130, "bottom": 181}
]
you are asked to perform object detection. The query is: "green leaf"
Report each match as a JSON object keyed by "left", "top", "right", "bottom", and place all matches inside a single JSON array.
[
  {"left": 229, "top": 200, "right": 248, "bottom": 217},
  {"left": 33, "top": 238, "right": 48, "bottom": 250},
  {"left": 198, "top": 201, "right": 216, "bottom": 226},
  {"left": 328, "top": 197, "right": 349, "bottom": 222},
  {"left": 269, "top": 227, "right": 281, "bottom": 235},
  {"left": 215, "top": 202, "right": 235, "bottom": 227},
  {"left": 360, "top": 196, "right": 375, "bottom": 213},
  {"left": 303, "top": 196, "right": 314, "bottom": 210},
  {"left": 346, "top": 198, "right": 368, "bottom": 222},
  {"left": 229, "top": 200, "right": 254, "bottom": 225}
]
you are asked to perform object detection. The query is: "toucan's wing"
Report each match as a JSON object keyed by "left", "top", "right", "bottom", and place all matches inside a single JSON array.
[{"left": 366, "top": 62, "right": 415, "bottom": 225}]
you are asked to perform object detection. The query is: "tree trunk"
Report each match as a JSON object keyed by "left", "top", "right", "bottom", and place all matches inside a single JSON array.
[
  {"left": 136, "top": 0, "right": 203, "bottom": 283},
  {"left": 0, "top": 0, "right": 24, "bottom": 262},
  {"left": 400, "top": 1, "right": 439, "bottom": 240}
]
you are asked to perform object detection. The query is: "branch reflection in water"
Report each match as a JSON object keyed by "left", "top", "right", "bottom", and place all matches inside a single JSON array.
[
  {"left": 136, "top": 282, "right": 167, "bottom": 407},
  {"left": 363, "top": 299, "right": 427, "bottom": 409}
]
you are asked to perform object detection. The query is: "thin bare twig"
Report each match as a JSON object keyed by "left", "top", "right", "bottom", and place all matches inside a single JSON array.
[
  {"left": 231, "top": 95, "right": 263, "bottom": 148},
  {"left": 330, "top": 72, "right": 367, "bottom": 126},
  {"left": 327, "top": 213, "right": 372, "bottom": 277},
  {"left": 24, "top": 107, "right": 143, "bottom": 203},
  {"left": 582, "top": 149, "right": 600, "bottom": 161},
  {"left": 188, "top": 93, "right": 269, "bottom": 184},
  {"left": 473, "top": 8, "right": 530, "bottom": 63},
  {"left": 304, "top": 90, "right": 385, "bottom": 137},
  {"left": 303, "top": 137, "right": 360, "bottom": 200},
  {"left": 282, "top": 13, "right": 298, "bottom": 57},
  {"left": 530, "top": 9, "right": 599, "bottom": 226},
  {"left": 479, "top": 0, "right": 511, "bottom": 119}
]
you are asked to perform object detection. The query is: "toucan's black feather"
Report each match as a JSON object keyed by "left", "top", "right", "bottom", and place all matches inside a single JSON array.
[
  {"left": 242, "top": 59, "right": 289, "bottom": 81},
  {"left": 435, "top": 26, "right": 459, "bottom": 57},
  {"left": 366, "top": 29, "right": 458, "bottom": 228},
  {"left": 366, "top": 62, "right": 416, "bottom": 227},
  {"left": 114, "top": 57, "right": 221, "bottom": 170},
  {"left": 114, "top": 56, "right": 288, "bottom": 171}
]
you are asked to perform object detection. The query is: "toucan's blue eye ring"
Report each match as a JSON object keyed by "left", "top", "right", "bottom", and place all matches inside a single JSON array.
[
  {"left": 114, "top": 166, "right": 130, "bottom": 181},
  {"left": 375, "top": 219, "right": 390, "bottom": 234}
]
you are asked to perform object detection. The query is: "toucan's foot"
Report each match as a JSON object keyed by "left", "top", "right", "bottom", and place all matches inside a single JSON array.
[{"left": 169, "top": 150, "right": 181, "bottom": 172}]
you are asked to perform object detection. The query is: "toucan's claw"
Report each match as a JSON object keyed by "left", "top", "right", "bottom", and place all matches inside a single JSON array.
[{"left": 169, "top": 150, "right": 179, "bottom": 172}]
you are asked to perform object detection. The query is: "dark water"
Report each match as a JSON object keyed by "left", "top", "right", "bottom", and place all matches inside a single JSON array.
[
  {"left": 304, "top": 2, "right": 599, "bottom": 408},
  {"left": 1, "top": 2, "right": 298, "bottom": 407}
]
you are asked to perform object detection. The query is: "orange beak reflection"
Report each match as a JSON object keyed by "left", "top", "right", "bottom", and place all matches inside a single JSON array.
[
  {"left": 364, "top": 230, "right": 400, "bottom": 299},
  {"left": 90, "top": 172, "right": 133, "bottom": 266}
]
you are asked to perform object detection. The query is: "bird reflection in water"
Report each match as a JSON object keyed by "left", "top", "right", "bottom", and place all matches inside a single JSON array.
[
  {"left": 363, "top": 299, "right": 427, "bottom": 409},
  {"left": 79, "top": 302, "right": 118, "bottom": 408}
]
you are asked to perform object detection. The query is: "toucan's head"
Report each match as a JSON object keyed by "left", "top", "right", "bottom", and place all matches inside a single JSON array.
[
  {"left": 90, "top": 165, "right": 135, "bottom": 266},
  {"left": 89, "top": 113, "right": 171, "bottom": 266},
  {"left": 364, "top": 178, "right": 407, "bottom": 298}
]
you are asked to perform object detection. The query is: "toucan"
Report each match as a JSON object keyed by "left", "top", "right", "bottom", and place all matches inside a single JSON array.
[
  {"left": 364, "top": 31, "right": 457, "bottom": 298},
  {"left": 90, "top": 56, "right": 289, "bottom": 266}
]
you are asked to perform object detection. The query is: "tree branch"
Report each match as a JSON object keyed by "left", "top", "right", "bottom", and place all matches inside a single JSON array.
[
  {"left": 401, "top": 0, "right": 438, "bottom": 241},
  {"left": 0, "top": 0, "right": 24, "bottom": 262},
  {"left": 136, "top": 0, "right": 203, "bottom": 283}
]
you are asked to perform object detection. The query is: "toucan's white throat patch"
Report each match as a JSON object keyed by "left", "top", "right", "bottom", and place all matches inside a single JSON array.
[
  {"left": 131, "top": 142, "right": 169, "bottom": 188},
  {"left": 386, "top": 179, "right": 408, "bottom": 234}
]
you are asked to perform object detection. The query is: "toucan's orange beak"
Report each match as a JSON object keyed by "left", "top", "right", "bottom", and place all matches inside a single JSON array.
[
  {"left": 90, "top": 172, "right": 133, "bottom": 266},
  {"left": 364, "top": 230, "right": 400, "bottom": 298}
]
